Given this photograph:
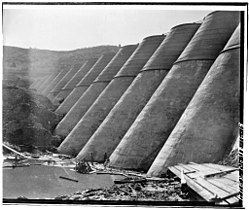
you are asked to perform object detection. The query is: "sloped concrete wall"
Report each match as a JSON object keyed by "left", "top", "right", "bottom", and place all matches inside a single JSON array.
[
  {"left": 30, "top": 77, "right": 41, "bottom": 89},
  {"left": 58, "top": 34, "right": 165, "bottom": 155},
  {"left": 54, "top": 45, "right": 137, "bottom": 137},
  {"left": 31, "top": 76, "right": 48, "bottom": 90},
  {"left": 36, "top": 63, "right": 70, "bottom": 94},
  {"left": 42, "top": 65, "right": 73, "bottom": 96},
  {"left": 148, "top": 24, "right": 241, "bottom": 177},
  {"left": 109, "top": 11, "right": 240, "bottom": 171},
  {"left": 36, "top": 74, "right": 54, "bottom": 93},
  {"left": 54, "top": 53, "right": 115, "bottom": 116},
  {"left": 40, "top": 64, "right": 71, "bottom": 96},
  {"left": 54, "top": 58, "right": 99, "bottom": 114},
  {"left": 55, "top": 58, "right": 99, "bottom": 101},
  {"left": 77, "top": 23, "right": 201, "bottom": 162},
  {"left": 47, "top": 63, "right": 83, "bottom": 101}
]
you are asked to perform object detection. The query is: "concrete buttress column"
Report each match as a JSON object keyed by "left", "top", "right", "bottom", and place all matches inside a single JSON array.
[
  {"left": 36, "top": 63, "right": 68, "bottom": 93},
  {"left": 54, "top": 58, "right": 99, "bottom": 102},
  {"left": 148, "top": 24, "right": 241, "bottom": 177},
  {"left": 57, "top": 35, "right": 165, "bottom": 155},
  {"left": 36, "top": 74, "right": 54, "bottom": 93},
  {"left": 30, "top": 77, "right": 41, "bottom": 89},
  {"left": 47, "top": 63, "right": 83, "bottom": 101},
  {"left": 77, "top": 23, "right": 201, "bottom": 162},
  {"left": 42, "top": 64, "right": 73, "bottom": 96},
  {"left": 29, "top": 77, "right": 39, "bottom": 89},
  {"left": 55, "top": 53, "right": 115, "bottom": 117},
  {"left": 109, "top": 11, "right": 240, "bottom": 171},
  {"left": 54, "top": 59, "right": 99, "bottom": 113},
  {"left": 54, "top": 45, "right": 137, "bottom": 137},
  {"left": 36, "top": 64, "right": 65, "bottom": 94},
  {"left": 31, "top": 76, "right": 48, "bottom": 90}
]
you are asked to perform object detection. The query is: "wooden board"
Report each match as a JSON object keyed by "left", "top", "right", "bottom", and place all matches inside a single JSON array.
[{"left": 168, "top": 162, "right": 240, "bottom": 205}]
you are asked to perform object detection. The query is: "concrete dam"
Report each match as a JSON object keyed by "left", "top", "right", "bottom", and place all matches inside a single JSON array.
[{"left": 29, "top": 11, "right": 241, "bottom": 177}]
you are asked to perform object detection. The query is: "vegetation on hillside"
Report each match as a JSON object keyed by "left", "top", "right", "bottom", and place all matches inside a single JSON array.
[{"left": 3, "top": 45, "right": 119, "bottom": 80}]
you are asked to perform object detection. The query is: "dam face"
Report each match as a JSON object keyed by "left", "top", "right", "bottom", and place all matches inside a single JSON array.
[
  {"left": 148, "top": 24, "right": 241, "bottom": 176},
  {"left": 58, "top": 34, "right": 165, "bottom": 155},
  {"left": 109, "top": 11, "right": 240, "bottom": 171},
  {"left": 76, "top": 23, "right": 201, "bottom": 162},
  {"left": 54, "top": 45, "right": 137, "bottom": 137}
]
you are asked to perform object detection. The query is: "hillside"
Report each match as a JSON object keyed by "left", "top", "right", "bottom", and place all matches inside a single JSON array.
[
  {"left": 3, "top": 45, "right": 119, "bottom": 80},
  {"left": 2, "top": 44, "right": 120, "bottom": 150}
]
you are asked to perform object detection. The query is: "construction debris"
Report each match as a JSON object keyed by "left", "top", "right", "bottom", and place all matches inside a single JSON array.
[
  {"left": 3, "top": 144, "right": 241, "bottom": 205},
  {"left": 59, "top": 176, "right": 79, "bottom": 182},
  {"left": 54, "top": 175, "right": 189, "bottom": 201},
  {"left": 3, "top": 143, "right": 75, "bottom": 168},
  {"left": 3, "top": 144, "right": 188, "bottom": 201},
  {"left": 75, "top": 159, "right": 93, "bottom": 174}
]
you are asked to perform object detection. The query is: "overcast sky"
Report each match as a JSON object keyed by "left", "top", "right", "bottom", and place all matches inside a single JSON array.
[{"left": 2, "top": 5, "right": 224, "bottom": 51}]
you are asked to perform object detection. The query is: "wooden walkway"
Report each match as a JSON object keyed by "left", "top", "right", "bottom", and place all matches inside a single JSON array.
[{"left": 168, "top": 162, "right": 240, "bottom": 205}]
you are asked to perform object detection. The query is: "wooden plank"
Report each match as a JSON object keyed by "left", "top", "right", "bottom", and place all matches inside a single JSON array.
[
  {"left": 188, "top": 162, "right": 221, "bottom": 174},
  {"left": 218, "top": 192, "right": 240, "bottom": 200},
  {"left": 169, "top": 166, "right": 215, "bottom": 201},
  {"left": 223, "top": 172, "right": 239, "bottom": 182},
  {"left": 204, "top": 167, "right": 239, "bottom": 183},
  {"left": 177, "top": 164, "right": 201, "bottom": 179},
  {"left": 219, "top": 200, "right": 230, "bottom": 205},
  {"left": 208, "top": 179, "right": 239, "bottom": 194},
  {"left": 170, "top": 163, "right": 239, "bottom": 204},
  {"left": 208, "top": 180, "right": 240, "bottom": 203},
  {"left": 175, "top": 164, "right": 199, "bottom": 179},
  {"left": 180, "top": 163, "right": 228, "bottom": 179},
  {"left": 193, "top": 176, "right": 238, "bottom": 204},
  {"left": 210, "top": 177, "right": 239, "bottom": 192},
  {"left": 59, "top": 176, "right": 78, "bottom": 182},
  {"left": 188, "top": 163, "right": 238, "bottom": 179},
  {"left": 204, "top": 169, "right": 238, "bottom": 178},
  {"left": 189, "top": 165, "right": 238, "bottom": 193},
  {"left": 187, "top": 163, "right": 239, "bottom": 204},
  {"left": 173, "top": 165, "right": 221, "bottom": 199},
  {"left": 191, "top": 163, "right": 239, "bottom": 183},
  {"left": 199, "top": 165, "right": 240, "bottom": 202},
  {"left": 203, "top": 163, "right": 236, "bottom": 172},
  {"left": 205, "top": 164, "right": 239, "bottom": 182},
  {"left": 3, "top": 144, "right": 32, "bottom": 159}
]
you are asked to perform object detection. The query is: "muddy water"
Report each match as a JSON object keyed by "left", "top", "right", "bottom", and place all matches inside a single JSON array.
[{"left": 3, "top": 165, "right": 114, "bottom": 199}]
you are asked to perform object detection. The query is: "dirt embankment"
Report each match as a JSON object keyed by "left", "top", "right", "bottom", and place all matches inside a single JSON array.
[{"left": 3, "top": 82, "right": 62, "bottom": 152}]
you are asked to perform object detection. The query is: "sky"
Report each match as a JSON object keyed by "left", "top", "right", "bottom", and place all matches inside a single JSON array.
[{"left": 2, "top": 4, "right": 238, "bottom": 51}]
